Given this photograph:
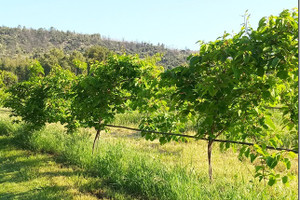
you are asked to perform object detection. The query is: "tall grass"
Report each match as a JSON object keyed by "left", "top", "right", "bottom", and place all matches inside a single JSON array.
[
  {"left": 113, "top": 111, "right": 143, "bottom": 127},
  {"left": 0, "top": 117, "right": 295, "bottom": 200},
  {"left": 0, "top": 120, "right": 15, "bottom": 136}
]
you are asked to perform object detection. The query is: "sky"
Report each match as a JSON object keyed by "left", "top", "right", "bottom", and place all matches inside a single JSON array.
[{"left": 0, "top": 0, "right": 298, "bottom": 50}]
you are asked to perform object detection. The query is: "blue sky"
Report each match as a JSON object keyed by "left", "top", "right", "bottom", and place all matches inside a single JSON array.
[{"left": 0, "top": 0, "right": 297, "bottom": 50}]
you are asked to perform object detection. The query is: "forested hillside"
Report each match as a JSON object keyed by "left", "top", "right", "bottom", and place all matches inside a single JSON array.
[{"left": 0, "top": 26, "right": 193, "bottom": 69}]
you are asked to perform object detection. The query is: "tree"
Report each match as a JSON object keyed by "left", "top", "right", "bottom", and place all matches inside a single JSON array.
[
  {"left": 84, "top": 46, "right": 111, "bottom": 74},
  {"left": 37, "top": 48, "right": 70, "bottom": 75},
  {"left": 71, "top": 53, "right": 163, "bottom": 152},
  {"left": 0, "top": 70, "right": 18, "bottom": 105},
  {"left": 139, "top": 9, "right": 298, "bottom": 184},
  {"left": 5, "top": 62, "right": 76, "bottom": 130},
  {"left": 68, "top": 50, "right": 87, "bottom": 75}
]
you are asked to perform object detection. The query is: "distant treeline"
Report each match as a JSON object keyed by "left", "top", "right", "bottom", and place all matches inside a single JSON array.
[
  {"left": 0, "top": 26, "right": 194, "bottom": 79},
  {"left": 0, "top": 46, "right": 112, "bottom": 81}
]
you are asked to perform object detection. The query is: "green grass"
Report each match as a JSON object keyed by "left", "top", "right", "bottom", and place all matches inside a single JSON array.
[
  {"left": 0, "top": 136, "right": 138, "bottom": 200},
  {"left": 0, "top": 108, "right": 298, "bottom": 200},
  {"left": 113, "top": 111, "right": 143, "bottom": 127},
  {"left": 0, "top": 136, "right": 100, "bottom": 200},
  {"left": 0, "top": 110, "right": 136, "bottom": 200}
]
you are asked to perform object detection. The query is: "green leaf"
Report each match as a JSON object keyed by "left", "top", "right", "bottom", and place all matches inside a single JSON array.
[
  {"left": 282, "top": 176, "right": 288, "bottom": 184},
  {"left": 285, "top": 159, "right": 291, "bottom": 169},
  {"left": 287, "top": 122, "right": 295, "bottom": 130},
  {"left": 208, "top": 86, "right": 217, "bottom": 97},
  {"left": 254, "top": 172, "right": 262, "bottom": 178},
  {"left": 225, "top": 142, "right": 230, "bottom": 149},
  {"left": 265, "top": 116, "right": 275, "bottom": 129},
  {"left": 258, "top": 17, "right": 267, "bottom": 30},
  {"left": 288, "top": 152, "right": 297, "bottom": 159},
  {"left": 269, "top": 139, "right": 277, "bottom": 148},
  {"left": 263, "top": 46, "right": 271, "bottom": 52},
  {"left": 250, "top": 153, "right": 257, "bottom": 163},
  {"left": 239, "top": 146, "right": 246, "bottom": 157},
  {"left": 220, "top": 142, "right": 225, "bottom": 151},
  {"left": 159, "top": 137, "right": 167, "bottom": 144},
  {"left": 189, "top": 56, "right": 200, "bottom": 66},
  {"left": 257, "top": 67, "right": 264, "bottom": 76},
  {"left": 255, "top": 166, "right": 263, "bottom": 172},
  {"left": 271, "top": 160, "right": 278, "bottom": 169},
  {"left": 179, "top": 128, "right": 185, "bottom": 133},
  {"left": 276, "top": 70, "right": 288, "bottom": 79},
  {"left": 262, "top": 91, "right": 271, "bottom": 100},
  {"left": 268, "top": 177, "right": 276, "bottom": 186},
  {"left": 232, "top": 66, "right": 240, "bottom": 79},
  {"left": 271, "top": 58, "right": 280, "bottom": 68},
  {"left": 145, "top": 133, "right": 151, "bottom": 140},
  {"left": 243, "top": 53, "right": 251, "bottom": 64},
  {"left": 254, "top": 145, "right": 266, "bottom": 156},
  {"left": 266, "top": 156, "right": 278, "bottom": 169},
  {"left": 266, "top": 156, "right": 274, "bottom": 168},
  {"left": 244, "top": 148, "right": 250, "bottom": 158}
]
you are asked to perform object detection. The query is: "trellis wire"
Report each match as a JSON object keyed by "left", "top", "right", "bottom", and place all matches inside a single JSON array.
[{"left": 105, "top": 124, "right": 298, "bottom": 153}]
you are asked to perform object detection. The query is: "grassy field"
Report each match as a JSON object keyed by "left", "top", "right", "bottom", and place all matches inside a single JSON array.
[
  {"left": 0, "top": 135, "right": 140, "bottom": 200},
  {"left": 0, "top": 108, "right": 298, "bottom": 199},
  {"left": 0, "top": 135, "right": 96, "bottom": 200}
]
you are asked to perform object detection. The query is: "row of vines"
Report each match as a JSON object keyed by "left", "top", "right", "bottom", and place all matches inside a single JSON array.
[{"left": 3, "top": 9, "right": 298, "bottom": 186}]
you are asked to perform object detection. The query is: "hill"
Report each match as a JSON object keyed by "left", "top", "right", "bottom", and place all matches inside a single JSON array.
[{"left": 0, "top": 26, "right": 194, "bottom": 70}]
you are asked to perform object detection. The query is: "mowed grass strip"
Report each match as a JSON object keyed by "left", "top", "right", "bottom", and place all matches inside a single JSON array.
[{"left": 0, "top": 136, "right": 133, "bottom": 200}]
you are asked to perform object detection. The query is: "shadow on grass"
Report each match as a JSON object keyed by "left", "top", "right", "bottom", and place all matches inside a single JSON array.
[
  {"left": 0, "top": 186, "right": 71, "bottom": 200},
  {"left": 0, "top": 136, "right": 118, "bottom": 199},
  {"left": 0, "top": 138, "right": 48, "bottom": 183},
  {"left": 0, "top": 133, "right": 145, "bottom": 200},
  {"left": 0, "top": 136, "right": 14, "bottom": 149}
]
